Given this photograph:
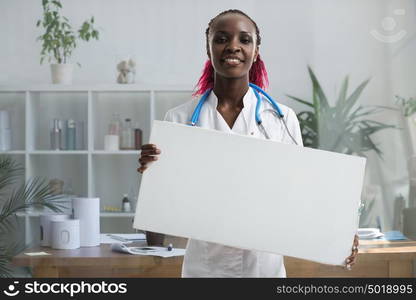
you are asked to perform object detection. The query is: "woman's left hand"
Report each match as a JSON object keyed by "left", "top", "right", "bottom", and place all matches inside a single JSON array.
[{"left": 344, "top": 234, "right": 359, "bottom": 270}]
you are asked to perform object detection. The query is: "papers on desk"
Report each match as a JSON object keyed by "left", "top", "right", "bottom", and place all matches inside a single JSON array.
[
  {"left": 100, "top": 233, "right": 146, "bottom": 244},
  {"left": 357, "top": 228, "right": 384, "bottom": 240},
  {"left": 111, "top": 243, "right": 185, "bottom": 258},
  {"left": 24, "top": 252, "right": 51, "bottom": 256},
  {"left": 383, "top": 231, "right": 408, "bottom": 241}
]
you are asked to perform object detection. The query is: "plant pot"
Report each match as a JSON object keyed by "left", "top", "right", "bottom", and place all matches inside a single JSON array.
[
  {"left": 404, "top": 114, "right": 416, "bottom": 154},
  {"left": 50, "top": 64, "right": 73, "bottom": 84},
  {"left": 403, "top": 207, "right": 416, "bottom": 240}
]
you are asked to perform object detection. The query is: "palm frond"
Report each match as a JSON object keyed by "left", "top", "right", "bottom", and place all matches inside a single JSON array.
[
  {"left": 286, "top": 94, "right": 314, "bottom": 108},
  {"left": 288, "top": 67, "right": 396, "bottom": 158},
  {"left": 0, "top": 154, "right": 66, "bottom": 277},
  {"left": 396, "top": 95, "right": 416, "bottom": 117},
  {"left": 307, "top": 65, "right": 329, "bottom": 111},
  {"left": 341, "top": 79, "right": 370, "bottom": 118},
  {"left": 337, "top": 75, "right": 349, "bottom": 105},
  {"left": 0, "top": 156, "right": 24, "bottom": 195},
  {"left": 0, "top": 238, "right": 26, "bottom": 278}
]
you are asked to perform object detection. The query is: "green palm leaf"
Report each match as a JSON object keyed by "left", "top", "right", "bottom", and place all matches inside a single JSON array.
[
  {"left": 286, "top": 94, "right": 314, "bottom": 108},
  {"left": 288, "top": 67, "right": 395, "bottom": 158},
  {"left": 0, "top": 154, "right": 65, "bottom": 277},
  {"left": 337, "top": 76, "right": 349, "bottom": 105}
]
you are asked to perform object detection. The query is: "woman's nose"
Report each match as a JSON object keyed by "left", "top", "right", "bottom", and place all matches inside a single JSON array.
[
  {"left": 225, "top": 38, "right": 241, "bottom": 53},
  {"left": 225, "top": 45, "right": 241, "bottom": 53}
]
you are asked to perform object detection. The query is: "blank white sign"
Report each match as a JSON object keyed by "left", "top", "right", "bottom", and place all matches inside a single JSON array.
[{"left": 134, "top": 121, "right": 366, "bottom": 266}]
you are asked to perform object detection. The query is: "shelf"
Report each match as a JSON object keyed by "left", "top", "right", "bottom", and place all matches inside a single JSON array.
[
  {"left": 29, "top": 150, "right": 88, "bottom": 155},
  {"left": 0, "top": 150, "right": 26, "bottom": 154},
  {"left": 100, "top": 212, "right": 135, "bottom": 217},
  {"left": 17, "top": 212, "right": 135, "bottom": 218},
  {"left": 27, "top": 151, "right": 139, "bottom": 155},
  {"left": 93, "top": 150, "right": 140, "bottom": 155},
  {"left": 0, "top": 84, "right": 192, "bottom": 92},
  {"left": 0, "top": 85, "right": 192, "bottom": 242},
  {"left": 92, "top": 91, "right": 150, "bottom": 150}
]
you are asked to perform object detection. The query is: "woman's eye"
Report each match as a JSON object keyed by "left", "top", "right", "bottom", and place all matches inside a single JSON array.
[
  {"left": 241, "top": 39, "right": 250, "bottom": 44},
  {"left": 214, "top": 37, "right": 227, "bottom": 43}
]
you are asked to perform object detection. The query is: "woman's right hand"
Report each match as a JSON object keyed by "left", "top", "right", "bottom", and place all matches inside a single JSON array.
[{"left": 137, "top": 144, "right": 161, "bottom": 173}]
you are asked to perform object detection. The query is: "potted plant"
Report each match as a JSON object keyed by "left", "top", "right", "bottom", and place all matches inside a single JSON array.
[
  {"left": 396, "top": 95, "right": 416, "bottom": 154},
  {"left": 287, "top": 66, "right": 395, "bottom": 157},
  {"left": 287, "top": 66, "right": 396, "bottom": 227},
  {"left": 36, "top": 0, "right": 100, "bottom": 84},
  {"left": 0, "top": 156, "right": 65, "bottom": 277},
  {"left": 396, "top": 96, "right": 416, "bottom": 238}
]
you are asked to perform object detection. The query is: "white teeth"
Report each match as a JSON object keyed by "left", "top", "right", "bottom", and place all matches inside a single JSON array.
[{"left": 224, "top": 58, "right": 241, "bottom": 63}]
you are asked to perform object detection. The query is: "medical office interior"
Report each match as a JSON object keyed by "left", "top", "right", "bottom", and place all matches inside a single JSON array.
[{"left": 0, "top": 0, "right": 416, "bottom": 278}]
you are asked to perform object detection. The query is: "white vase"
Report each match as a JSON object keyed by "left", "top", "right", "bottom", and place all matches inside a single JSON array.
[
  {"left": 403, "top": 207, "right": 416, "bottom": 240},
  {"left": 404, "top": 115, "right": 416, "bottom": 154},
  {"left": 50, "top": 63, "right": 73, "bottom": 84}
]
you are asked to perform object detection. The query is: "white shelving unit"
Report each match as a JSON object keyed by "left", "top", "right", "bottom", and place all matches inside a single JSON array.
[{"left": 0, "top": 84, "right": 193, "bottom": 243}]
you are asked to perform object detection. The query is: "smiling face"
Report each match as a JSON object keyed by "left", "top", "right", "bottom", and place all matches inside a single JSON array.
[{"left": 207, "top": 13, "right": 259, "bottom": 80}]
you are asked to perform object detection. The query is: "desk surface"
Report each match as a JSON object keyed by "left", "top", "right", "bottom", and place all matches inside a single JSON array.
[
  {"left": 12, "top": 243, "right": 184, "bottom": 277},
  {"left": 12, "top": 240, "right": 416, "bottom": 278},
  {"left": 284, "top": 240, "right": 416, "bottom": 278},
  {"left": 13, "top": 243, "right": 183, "bottom": 267}
]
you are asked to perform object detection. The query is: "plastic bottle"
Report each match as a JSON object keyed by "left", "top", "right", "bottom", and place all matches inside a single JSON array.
[
  {"left": 120, "top": 118, "right": 134, "bottom": 150},
  {"left": 104, "top": 113, "right": 121, "bottom": 151},
  {"left": 50, "top": 119, "right": 62, "bottom": 150},
  {"left": 122, "top": 194, "right": 131, "bottom": 212},
  {"left": 134, "top": 122, "right": 142, "bottom": 150},
  {"left": 108, "top": 113, "right": 121, "bottom": 136},
  {"left": 66, "top": 119, "right": 76, "bottom": 150},
  {"left": 0, "top": 110, "right": 11, "bottom": 151}
]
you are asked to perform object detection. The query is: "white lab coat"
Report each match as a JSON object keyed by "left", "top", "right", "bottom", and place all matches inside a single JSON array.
[{"left": 164, "top": 87, "right": 303, "bottom": 277}]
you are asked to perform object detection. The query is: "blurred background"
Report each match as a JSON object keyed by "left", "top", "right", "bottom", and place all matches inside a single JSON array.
[{"left": 0, "top": 0, "right": 415, "bottom": 277}]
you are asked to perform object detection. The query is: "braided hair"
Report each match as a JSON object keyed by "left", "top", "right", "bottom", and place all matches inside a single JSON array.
[{"left": 193, "top": 9, "right": 269, "bottom": 96}]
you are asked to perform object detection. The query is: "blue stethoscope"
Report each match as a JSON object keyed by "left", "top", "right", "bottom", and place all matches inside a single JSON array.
[{"left": 189, "top": 83, "right": 298, "bottom": 144}]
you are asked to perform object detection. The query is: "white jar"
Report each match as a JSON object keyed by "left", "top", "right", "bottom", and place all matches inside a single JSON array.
[
  {"left": 40, "top": 214, "right": 71, "bottom": 247},
  {"left": 51, "top": 219, "right": 80, "bottom": 250}
]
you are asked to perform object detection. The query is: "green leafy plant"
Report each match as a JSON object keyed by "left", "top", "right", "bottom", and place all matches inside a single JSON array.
[
  {"left": 36, "top": 0, "right": 100, "bottom": 65},
  {"left": 396, "top": 95, "right": 416, "bottom": 117},
  {"left": 287, "top": 66, "right": 395, "bottom": 157},
  {"left": 0, "top": 156, "right": 65, "bottom": 277}
]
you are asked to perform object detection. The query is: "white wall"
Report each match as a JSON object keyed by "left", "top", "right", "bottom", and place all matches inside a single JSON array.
[{"left": 1, "top": 0, "right": 415, "bottom": 230}]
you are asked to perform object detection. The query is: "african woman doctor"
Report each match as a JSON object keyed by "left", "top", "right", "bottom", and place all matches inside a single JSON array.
[{"left": 137, "top": 9, "right": 359, "bottom": 278}]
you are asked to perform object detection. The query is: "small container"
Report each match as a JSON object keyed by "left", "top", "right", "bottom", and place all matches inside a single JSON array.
[
  {"left": 0, "top": 110, "right": 11, "bottom": 151},
  {"left": 0, "top": 129, "right": 11, "bottom": 151},
  {"left": 76, "top": 121, "right": 85, "bottom": 150},
  {"left": 105, "top": 114, "right": 121, "bottom": 150},
  {"left": 66, "top": 119, "right": 76, "bottom": 150},
  {"left": 51, "top": 219, "right": 80, "bottom": 250},
  {"left": 109, "top": 113, "right": 121, "bottom": 135},
  {"left": 120, "top": 118, "right": 134, "bottom": 150},
  {"left": 122, "top": 194, "right": 131, "bottom": 212},
  {"left": 40, "top": 214, "right": 71, "bottom": 247},
  {"left": 134, "top": 122, "right": 142, "bottom": 150},
  {"left": 50, "top": 119, "right": 62, "bottom": 150},
  {"left": 104, "top": 135, "right": 119, "bottom": 151}
]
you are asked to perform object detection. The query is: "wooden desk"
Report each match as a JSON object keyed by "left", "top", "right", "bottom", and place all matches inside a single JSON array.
[
  {"left": 13, "top": 240, "right": 416, "bottom": 278},
  {"left": 12, "top": 244, "right": 183, "bottom": 278},
  {"left": 285, "top": 240, "right": 416, "bottom": 278}
]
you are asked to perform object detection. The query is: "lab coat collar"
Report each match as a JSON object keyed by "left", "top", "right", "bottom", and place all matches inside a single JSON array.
[{"left": 206, "top": 87, "right": 257, "bottom": 134}]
